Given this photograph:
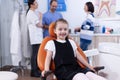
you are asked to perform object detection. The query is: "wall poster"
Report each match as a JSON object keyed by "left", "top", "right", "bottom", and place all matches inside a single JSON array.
[{"left": 94, "top": 0, "right": 116, "bottom": 18}]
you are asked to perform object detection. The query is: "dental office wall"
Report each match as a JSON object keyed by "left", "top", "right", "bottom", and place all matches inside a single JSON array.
[
  {"left": 0, "top": 0, "right": 24, "bottom": 67},
  {"left": 0, "top": 0, "right": 120, "bottom": 68},
  {"left": 0, "top": 0, "right": 14, "bottom": 67}
]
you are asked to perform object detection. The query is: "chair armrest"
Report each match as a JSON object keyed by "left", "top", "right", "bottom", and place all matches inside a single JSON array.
[
  {"left": 94, "top": 66, "right": 105, "bottom": 72},
  {"left": 84, "top": 49, "right": 99, "bottom": 57}
]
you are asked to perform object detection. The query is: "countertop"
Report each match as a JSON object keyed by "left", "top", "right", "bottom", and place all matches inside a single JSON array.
[
  {"left": 94, "top": 33, "right": 120, "bottom": 36},
  {"left": 70, "top": 33, "right": 120, "bottom": 37}
]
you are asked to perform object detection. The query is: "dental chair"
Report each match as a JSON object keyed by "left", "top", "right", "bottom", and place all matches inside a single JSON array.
[{"left": 37, "top": 22, "right": 104, "bottom": 80}]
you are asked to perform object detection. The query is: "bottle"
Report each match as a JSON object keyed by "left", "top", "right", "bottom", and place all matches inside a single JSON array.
[
  {"left": 102, "top": 26, "right": 106, "bottom": 33},
  {"left": 94, "top": 23, "right": 100, "bottom": 33}
]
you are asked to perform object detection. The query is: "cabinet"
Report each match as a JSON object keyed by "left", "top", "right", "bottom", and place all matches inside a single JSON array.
[
  {"left": 92, "top": 34, "right": 120, "bottom": 48},
  {"left": 70, "top": 33, "right": 80, "bottom": 45}
]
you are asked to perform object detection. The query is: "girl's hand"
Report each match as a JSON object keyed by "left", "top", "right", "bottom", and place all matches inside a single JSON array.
[
  {"left": 41, "top": 70, "right": 46, "bottom": 77},
  {"left": 41, "top": 70, "right": 53, "bottom": 77},
  {"left": 90, "top": 66, "right": 96, "bottom": 73}
]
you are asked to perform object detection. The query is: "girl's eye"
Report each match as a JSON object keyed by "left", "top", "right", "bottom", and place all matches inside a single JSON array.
[
  {"left": 64, "top": 28, "right": 67, "bottom": 31},
  {"left": 58, "top": 28, "right": 62, "bottom": 31},
  {"left": 58, "top": 28, "right": 68, "bottom": 31}
]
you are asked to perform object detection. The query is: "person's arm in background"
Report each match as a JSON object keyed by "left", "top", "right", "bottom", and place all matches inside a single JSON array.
[
  {"left": 36, "top": 12, "right": 43, "bottom": 28},
  {"left": 81, "top": 13, "right": 95, "bottom": 30},
  {"left": 81, "top": 21, "right": 91, "bottom": 30},
  {"left": 43, "top": 25, "right": 49, "bottom": 29},
  {"left": 74, "top": 20, "right": 92, "bottom": 33},
  {"left": 74, "top": 27, "right": 81, "bottom": 33},
  {"left": 42, "top": 14, "right": 49, "bottom": 29}
]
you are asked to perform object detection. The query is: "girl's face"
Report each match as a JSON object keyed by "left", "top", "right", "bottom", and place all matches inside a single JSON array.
[
  {"left": 54, "top": 22, "right": 69, "bottom": 40},
  {"left": 84, "top": 4, "right": 88, "bottom": 12}
]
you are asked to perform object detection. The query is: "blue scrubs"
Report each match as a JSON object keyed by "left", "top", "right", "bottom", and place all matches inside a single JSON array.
[{"left": 42, "top": 11, "right": 63, "bottom": 38}]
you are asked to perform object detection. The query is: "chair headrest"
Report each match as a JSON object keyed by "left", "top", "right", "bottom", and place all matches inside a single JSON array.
[{"left": 49, "top": 22, "right": 56, "bottom": 38}]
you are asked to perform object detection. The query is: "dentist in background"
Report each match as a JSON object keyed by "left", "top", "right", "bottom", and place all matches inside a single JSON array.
[
  {"left": 75, "top": 2, "right": 95, "bottom": 51},
  {"left": 26, "top": 0, "right": 43, "bottom": 77}
]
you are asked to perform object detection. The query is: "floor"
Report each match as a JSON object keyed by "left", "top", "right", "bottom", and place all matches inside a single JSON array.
[{"left": 0, "top": 65, "right": 41, "bottom": 80}]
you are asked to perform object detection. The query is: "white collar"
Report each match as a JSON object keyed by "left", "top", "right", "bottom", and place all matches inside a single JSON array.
[{"left": 56, "top": 39, "right": 66, "bottom": 43}]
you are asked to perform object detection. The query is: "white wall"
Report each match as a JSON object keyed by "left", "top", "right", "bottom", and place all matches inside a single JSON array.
[
  {"left": 0, "top": 0, "right": 15, "bottom": 67},
  {"left": 61, "top": 0, "right": 88, "bottom": 28},
  {"left": 0, "top": 0, "right": 26, "bottom": 67}
]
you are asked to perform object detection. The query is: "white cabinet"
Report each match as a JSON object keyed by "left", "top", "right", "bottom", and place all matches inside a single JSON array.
[
  {"left": 70, "top": 33, "right": 80, "bottom": 45},
  {"left": 95, "top": 42, "right": 120, "bottom": 80},
  {"left": 92, "top": 34, "right": 120, "bottom": 48}
]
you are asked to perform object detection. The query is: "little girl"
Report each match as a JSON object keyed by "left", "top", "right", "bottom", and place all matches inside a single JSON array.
[{"left": 42, "top": 18, "right": 107, "bottom": 80}]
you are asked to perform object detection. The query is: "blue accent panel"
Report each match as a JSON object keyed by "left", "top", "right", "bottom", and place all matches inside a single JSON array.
[
  {"left": 24, "top": 0, "right": 28, "bottom": 3},
  {"left": 48, "top": 0, "right": 66, "bottom": 11}
]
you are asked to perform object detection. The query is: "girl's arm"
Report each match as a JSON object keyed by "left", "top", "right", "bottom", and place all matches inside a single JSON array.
[
  {"left": 75, "top": 49, "right": 95, "bottom": 72},
  {"left": 42, "top": 50, "right": 53, "bottom": 76},
  {"left": 45, "top": 50, "right": 52, "bottom": 71}
]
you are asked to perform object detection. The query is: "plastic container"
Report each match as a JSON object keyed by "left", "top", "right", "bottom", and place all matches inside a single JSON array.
[{"left": 102, "top": 26, "right": 106, "bottom": 33}]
